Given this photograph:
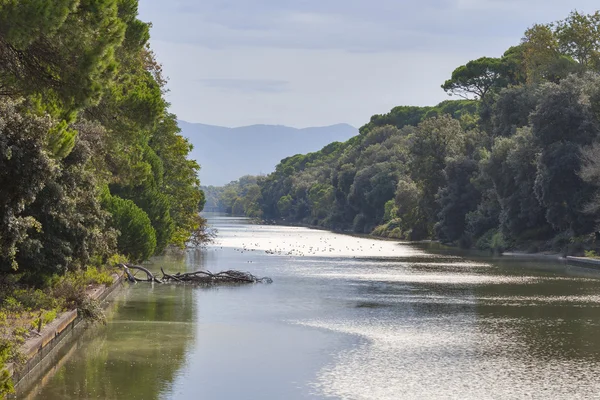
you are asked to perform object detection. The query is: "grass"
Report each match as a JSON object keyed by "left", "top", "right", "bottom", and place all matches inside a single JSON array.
[{"left": 0, "top": 263, "right": 119, "bottom": 396}]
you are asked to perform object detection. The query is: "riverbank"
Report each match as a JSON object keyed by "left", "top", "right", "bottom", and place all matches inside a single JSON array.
[
  {"left": 20, "top": 216, "right": 600, "bottom": 400},
  {"left": 235, "top": 215, "right": 600, "bottom": 272},
  {"left": 0, "top": 268, "right": 124, "bottom": 396}
]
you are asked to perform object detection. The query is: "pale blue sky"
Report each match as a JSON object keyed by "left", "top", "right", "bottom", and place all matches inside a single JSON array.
[{"left": 138, "top": 1, "right": 599, "bottom": 128}]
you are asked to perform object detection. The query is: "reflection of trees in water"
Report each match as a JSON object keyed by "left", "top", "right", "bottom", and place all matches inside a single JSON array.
[
  {"left": 348, "top": 255, "right": 480, "bottom": 321},
  {"left": 352, "top": 251, "right": 600, "bottom": 365},
  {"left": 185, "top": 248, "right": 207, "bottom": 271},
  {"left": 473, "top": 273, "right": 600, "bottom": 362},
  {"left": 408, "top": 242, "right": 600, "bottom": 361},
  {"left": 25, "top": 258, "right": 199, "bottom": 400}
]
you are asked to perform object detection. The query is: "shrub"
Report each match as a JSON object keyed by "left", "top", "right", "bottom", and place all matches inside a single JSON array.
[
  {"left": 490, "top": 231, "right": 506, "bottom": 254},
  {"left": 103, "top": 193, "right": 157, "bottom": 262},
  {"left": 475, "top": 229, "right": 505, "bottom": 254},
  {"left": 585, "top": 250, "right": 600, "bottom": 258},
  {"left": 549, "top": 230, "right": 574, "bottom": 255},
  {"left": 83, "top": 268, "right": 114, "bottom": 286},
  {"left": 475, "top": 229, "right": 495, "bottom": 250},
  {"left": 11, "top": 289, "right": 57, "bottom": 311}
]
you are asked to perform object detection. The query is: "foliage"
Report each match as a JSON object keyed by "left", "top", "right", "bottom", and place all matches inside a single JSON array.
[
  {"left": 0, "top": 99, "right": 54, "bottom": 272},
  {"left": 585, "top": 250, "right": 600, "bottom": 259},
  {"left": 442, "top": 57, "right": 506, "bottom": 99},
  {"left": 102, "top": 192, "right": 156, "bottom": 262},
  {"left": 0, "top": 1, "right": 211, "bottom": 394},
  {"left": 0, "top": 0, "right": 208, "bottom": 284},
  {"left": 554, "top": 11, "right": 600, "bottom": 68},
  {"left": 202, "top": 176, "right": 264, "bottom": 218},
  {"left": 435, "top": 157, "right": 480, "bottom": 244},
  {"left": 214, "top": 10, "right": 600, "bottom": 256}
]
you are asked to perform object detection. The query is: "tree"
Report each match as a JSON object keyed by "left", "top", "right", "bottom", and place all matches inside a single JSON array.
[
  {"left": 16, "top": 132, "right": 116, "bottom": 283},
  {"left": 435, "top": 157, "right": 480, "bottom": 244},
  {"left": 102, "top": 193, "right": 156, "bottom": 262},
  {"left": 393, "top": 178, "right": 427, "bottom": 239},
  {"left": 483, "top": 128, "right": 549, "bottom": 239},
  {"left": 0, "top": 0, "right": 131, "bottom": 113},
  {"left": 521, "top": 23, "right": 579, "bottom": 84},
  {"left": 409, "top": 115, "right": 466, "bottom": 233},
  {"left": 442, "top": 57, "right": 505, "bottom": 99},
  {"left": 308, "top": 183, "right": 334, "bottom": 221},
  {"left": 555, "top": 11, "right": 600, "bottom": 68},
  {"left": 535, "top": 141, "right": 594, "bottom": 233},
  {"left": 530, "top": 75, "right": 600, "bottom": 233},
  {"left": 149, "top": 114, "right": 204, "bottom": 248},
  {"left": 490, "top": 85, "right": 541, "bottom": 137},
  {"left": 580, "top": 142, "right": 600, "bottom": 223},
  {"left": 0, "top": 99, "right": 55, "bottom": 272},
  {"left": 0, "top": 0, "right": 211, "bottom": 283}
]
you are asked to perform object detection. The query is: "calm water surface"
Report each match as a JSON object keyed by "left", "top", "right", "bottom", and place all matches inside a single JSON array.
[{"left": 19, "top": 216, "right": 600, "bottom": 399}]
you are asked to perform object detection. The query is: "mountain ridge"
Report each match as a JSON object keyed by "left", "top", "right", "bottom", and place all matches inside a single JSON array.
[{"left": 178, "top": 120, "right": 358, "bottom": 186}]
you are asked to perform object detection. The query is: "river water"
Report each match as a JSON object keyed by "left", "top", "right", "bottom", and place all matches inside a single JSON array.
[{"left": 19, "top": 215, "right": 600, "bottom": 399}]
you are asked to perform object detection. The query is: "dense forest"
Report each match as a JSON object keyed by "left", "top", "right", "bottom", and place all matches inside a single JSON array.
[
  {"left": 215, "top": 10, "right": 600, "bottom": 254},
  {"left": 0, "top": 0, "right": 208, "bottom": 285},
  {"left": 0, "top": 2, "right": 208, "bottom": 390},
  {"left": 0, "top": 1, "right": 210, "bottom": 391}
]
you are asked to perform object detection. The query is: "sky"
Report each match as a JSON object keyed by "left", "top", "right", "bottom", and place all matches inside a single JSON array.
[{"left": 138, "top": 0, "right": 600, "bottom": 128}]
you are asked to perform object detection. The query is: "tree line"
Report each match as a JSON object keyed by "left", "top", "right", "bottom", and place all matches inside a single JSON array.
[
  {"left": 0, "top": 0, "right": 207, "bottom": 285},
  {"left": 214, "top": 10, "right": 600, "bottom": 254}
]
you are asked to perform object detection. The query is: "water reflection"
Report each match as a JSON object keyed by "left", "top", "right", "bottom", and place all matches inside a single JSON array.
[
  {"left": 20, "top": 257, "right": 199, "bottom": 400},
  {"left": 20, "top": 215, "right": 600, "bottom": 399}
]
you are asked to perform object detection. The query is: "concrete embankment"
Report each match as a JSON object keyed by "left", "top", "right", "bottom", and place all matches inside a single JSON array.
[
  {"left": 565, "top": 256, "right": 600, "bottom": 268},
  {"left": 6, "top": 273, "right": 124, "bottom": 386}
]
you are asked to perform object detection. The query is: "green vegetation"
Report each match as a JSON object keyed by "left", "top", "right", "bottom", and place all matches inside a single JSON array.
[
  {"left": 0, "top": 266, "right": 117, "bottom": 395},
  {"left": 0, "top": 1, "right": 209, "bottom": 393},
  {"left": 220, "top": 10, "right": 600, "bottom": 255},
  {"left": 203, "top": 176, "right": 264, "bottom": 218}
]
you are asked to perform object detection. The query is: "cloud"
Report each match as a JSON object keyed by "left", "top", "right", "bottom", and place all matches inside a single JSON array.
[
  {"left": 141, "top": 0, "right": 600, "bottom": 53},
  {"left": 138, "top": 0, "right": 600, "bottom": 128},
  {"left": 197, "top": 78, "right": 290, "bottom": 93}
]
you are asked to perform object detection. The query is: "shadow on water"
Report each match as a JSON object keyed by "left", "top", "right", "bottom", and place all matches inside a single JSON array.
[{"left": 17, "top": 255, "right": 200, "bottom": 400}]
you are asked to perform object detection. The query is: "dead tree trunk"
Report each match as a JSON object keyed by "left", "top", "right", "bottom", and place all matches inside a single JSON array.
[{"left": 121, "top": 264, "right": 272, "bottom": 286}]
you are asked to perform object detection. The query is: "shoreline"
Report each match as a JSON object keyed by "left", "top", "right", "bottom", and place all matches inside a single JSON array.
[
  {"left": 6, "top": 272, "right": 125, "bottom": 389},
  {"left": 239, "top": 215, "right": 600, "bottom": 270}
]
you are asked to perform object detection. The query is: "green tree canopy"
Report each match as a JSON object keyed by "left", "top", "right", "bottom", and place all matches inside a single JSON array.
[{"left": 442, "top": 57, "right": 505, "bottom": 99}]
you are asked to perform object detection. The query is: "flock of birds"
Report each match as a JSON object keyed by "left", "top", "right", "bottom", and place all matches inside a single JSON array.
[{"left": 212, "top": 231, "right": 392, "bottom": 259}]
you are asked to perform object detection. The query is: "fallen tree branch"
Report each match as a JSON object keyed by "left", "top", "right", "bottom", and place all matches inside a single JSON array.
[
  {"left": 161, "top": 268, "right": 273, "bottom": 285},
  {"left": 121, "top": 264, "right": 162, "bottom": 283},
  {"left": 121, "top": 264, "right": 273, "bottom": 285}
]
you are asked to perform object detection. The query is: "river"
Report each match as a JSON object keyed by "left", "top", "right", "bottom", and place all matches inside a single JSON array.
[{"left": 18, "top": 215, "right": 600, "bottom": 399}]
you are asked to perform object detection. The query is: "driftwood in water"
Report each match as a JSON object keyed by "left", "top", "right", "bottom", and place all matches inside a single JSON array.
[
  {"left": 121, "top": 263, "right": 272, "bottom": 285},
  {"left": 121, "top": 264, "right": 162, "bottom": 283},
  {"left": 160, "top": 267, "right": 273, "bottom": 285}
]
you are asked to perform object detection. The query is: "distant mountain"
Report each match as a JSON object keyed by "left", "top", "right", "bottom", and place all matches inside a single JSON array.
[{"left": 178, "top": 121, "right": 358, "bottom": 186}]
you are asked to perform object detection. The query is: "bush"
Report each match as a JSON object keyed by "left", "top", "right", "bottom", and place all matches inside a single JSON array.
[
  {"left": 490, "top": 231, "right": 506, "bottom": 254},
  {"left": 372, "top": 224, "right": 387, "bottom": 236},
  {"left": 107, "top": 254, "right": 128, "bottom": 267},
  {"left": 475, "top": 231, "right": 490, "bottom": 250},
  {"left": 31, "top": 309, "right": 58, "bottom": 331},
  {"left": 103, "top": 193, "right": 157, "bottom": 262},
  {"left": 52, "top": 275, "right": 86, "bottom": 310},
  {"left": 585, "top": 250, "right": 600, "bottom": 258},
  {"left": 11, "top": 289, "right": 57, "bottom": 311},
  {"left": 389, "top": 227, "right": 404, "bottom": 238},
  {"left": 83, "top": 268, "right": 115, "bottom": 286},
  {"left": 475, "top": 229, "right": 505, "bottom": 254},
  {"left": 549, "top": 230, "right": 574, "bottom": 255}
]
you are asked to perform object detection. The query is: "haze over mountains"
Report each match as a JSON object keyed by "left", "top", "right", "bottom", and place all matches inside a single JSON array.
[{"left": 179, "top": 121, "right": 358, "bottom": 186}]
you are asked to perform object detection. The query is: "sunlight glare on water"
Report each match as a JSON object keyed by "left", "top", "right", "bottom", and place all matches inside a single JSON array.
[{"left": 21, "top": 216, "right": 600, "bottom": 400}]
